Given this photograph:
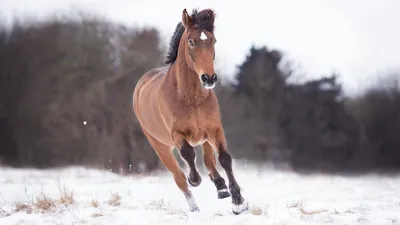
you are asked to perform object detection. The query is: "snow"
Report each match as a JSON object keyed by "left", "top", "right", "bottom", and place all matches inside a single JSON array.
[{"left": 1, "top": 161, "right": 400, "bottom": 224}]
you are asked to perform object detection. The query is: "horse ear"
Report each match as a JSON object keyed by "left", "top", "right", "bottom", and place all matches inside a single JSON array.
[{"left": 182, "top": 8, "right": 193, "bottom": 28}]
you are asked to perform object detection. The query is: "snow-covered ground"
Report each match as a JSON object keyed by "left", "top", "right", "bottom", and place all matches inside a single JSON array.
[{"left": 1, "top": 161, "right": 400, "bottom": 225}]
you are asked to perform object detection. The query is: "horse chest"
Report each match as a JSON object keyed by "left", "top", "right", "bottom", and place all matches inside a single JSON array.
[
  {"left": 180, "top": 106, "right": 209, "bottom": 128},
  {"left": 184, "top": 123, "right": 207, "bottom": 147},
  {"left": 174, "top": 106, "right": 210, "bottom": 146}
]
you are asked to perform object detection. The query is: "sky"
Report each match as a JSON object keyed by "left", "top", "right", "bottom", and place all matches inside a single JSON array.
[{"left": 1, "top": 0, "right": 400, "bottom": 95}]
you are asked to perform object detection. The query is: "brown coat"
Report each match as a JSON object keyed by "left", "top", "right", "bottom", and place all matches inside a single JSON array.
[{"left": 132, "top": 8, "right": 247, "bottom": 214}]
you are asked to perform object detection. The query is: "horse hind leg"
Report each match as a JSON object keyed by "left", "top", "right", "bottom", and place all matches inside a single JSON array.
[
  {"left": 142, "top": 130, "right": 200, "bottom": 212},
  {"left": 202, "top": 142, "right": 230, "bottom": 199}
]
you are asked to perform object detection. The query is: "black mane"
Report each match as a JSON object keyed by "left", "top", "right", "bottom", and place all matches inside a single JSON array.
[
  {"left": 164, "top": 9, "right": 215, "bottom": 65},
  {"left": 164, "top": 22, "right": 185, "bottom": 65}
]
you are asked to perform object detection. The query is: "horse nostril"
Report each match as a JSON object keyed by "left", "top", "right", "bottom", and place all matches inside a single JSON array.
[
  {"left": 201, "top": 74, "right": 208, "bottom": 83},
  {"left": 212, "top": 74, "right": 218, "bottom": 82}
]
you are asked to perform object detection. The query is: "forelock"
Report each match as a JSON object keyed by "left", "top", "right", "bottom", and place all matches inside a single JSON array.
[{"left": 190, "top": 9, "right": 215, "bottom": 33}]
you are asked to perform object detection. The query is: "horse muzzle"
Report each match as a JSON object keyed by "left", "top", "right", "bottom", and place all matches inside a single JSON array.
[{"left": 200, "top": 74, "right": 217, "bottom": 89}]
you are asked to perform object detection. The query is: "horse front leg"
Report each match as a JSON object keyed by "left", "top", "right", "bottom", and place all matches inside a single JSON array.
[
  {"left": 202, "top": 141, "right": 230, "bottom": 199},
  {"left": 172, "top": 132, "right": 202, "bottom": 187},
  {"left": 210, "top": 127, "right": 249, "bottom": 215}
]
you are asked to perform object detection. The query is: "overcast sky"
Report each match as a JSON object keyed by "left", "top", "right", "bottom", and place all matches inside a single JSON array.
[{"left": 2, "top": 0, "right": 399, "bottom": 95}]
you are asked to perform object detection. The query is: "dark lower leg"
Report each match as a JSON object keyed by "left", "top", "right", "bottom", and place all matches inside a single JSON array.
[
  {"left": 203, "top": 143, "right": 229, "bottom": 192},
  {"left": 209, "top": 172, "right": 228, "bottom": 190},
  {"left": 180, "top": 141, "right": 201, "bottom": 186},
  {"left": 203, "top": 144, "right": 230, "bottom": 199},
  {"left": 218, "top": 149, "right": 244, "bottom": 205}
]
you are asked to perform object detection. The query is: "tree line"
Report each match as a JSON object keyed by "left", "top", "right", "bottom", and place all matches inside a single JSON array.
[{"left": 0, "top": 15, "right": 399, "bottom": 174}]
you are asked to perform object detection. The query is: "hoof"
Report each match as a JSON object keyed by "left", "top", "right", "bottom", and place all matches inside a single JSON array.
[
  {"left": 217, "top": 188, "right": 231, "bottom": 199},
  {"left": 232, "top": 199, "right": 249, "bottom": 215},
  {"left": 189, "top": 205, "right": 200, "bottom": 212},
  {"left": 185, "top": 192, "right": 199, "bottom": 212},
  {"left": 188, "top": 172, "right": 202, "bottom": 187}
]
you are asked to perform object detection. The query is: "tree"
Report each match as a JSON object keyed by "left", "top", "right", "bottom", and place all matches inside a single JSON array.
[{"left": 0, "top": 15, "right": 164, "bottom": 173}]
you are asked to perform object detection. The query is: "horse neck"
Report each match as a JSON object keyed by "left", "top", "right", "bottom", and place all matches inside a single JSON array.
[{"left": 167, "top": 54, "right": 209, "bottom": 103}]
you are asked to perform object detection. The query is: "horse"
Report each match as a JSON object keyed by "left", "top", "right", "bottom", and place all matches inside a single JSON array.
[{"left": 132, "top": 8, "right": 248, "bottom": 215}]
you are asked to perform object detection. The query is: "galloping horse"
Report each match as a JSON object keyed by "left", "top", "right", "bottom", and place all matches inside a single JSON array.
[{"left": 133, "top": 8, "right": 248, "bottom": 214}]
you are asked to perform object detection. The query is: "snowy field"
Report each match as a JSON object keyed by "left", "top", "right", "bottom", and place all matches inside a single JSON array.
[{"left": 1, "top": 161, "right": 400, "bottom": 225}]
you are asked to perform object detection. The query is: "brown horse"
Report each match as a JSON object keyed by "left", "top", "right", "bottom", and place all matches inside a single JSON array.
[{"left": 133, "top": 8, "right": 248, "bottom": 214}]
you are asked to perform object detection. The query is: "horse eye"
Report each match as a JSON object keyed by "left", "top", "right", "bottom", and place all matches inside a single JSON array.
[{"left": 188, "top": 39, "right": 194, "bottom": 47}]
